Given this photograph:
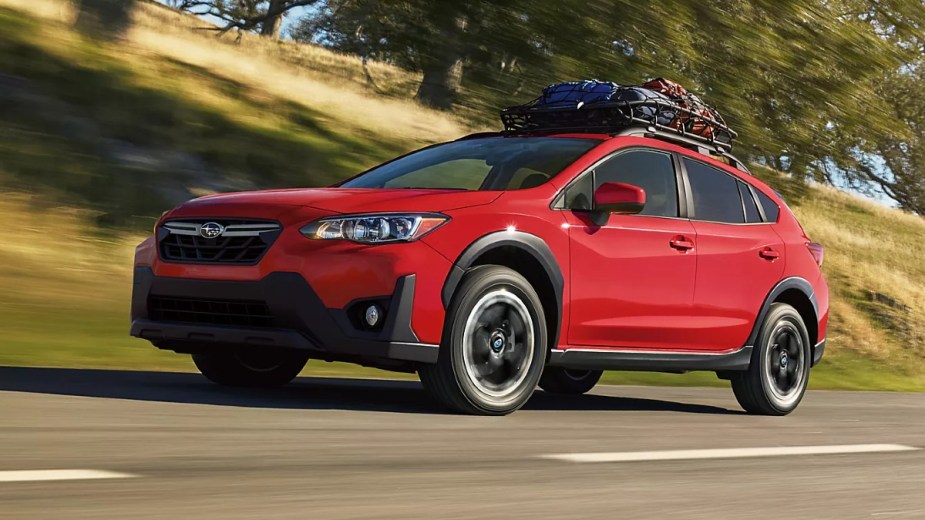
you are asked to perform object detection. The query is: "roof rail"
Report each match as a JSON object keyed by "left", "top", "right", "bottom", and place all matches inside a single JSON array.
[{"left": 615, "top": 127, "right": 750, "bottom": 174}]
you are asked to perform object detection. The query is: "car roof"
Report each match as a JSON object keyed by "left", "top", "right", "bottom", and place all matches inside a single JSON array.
[{"left": 460, "top": 130, "right": 750, "bottom": 175}]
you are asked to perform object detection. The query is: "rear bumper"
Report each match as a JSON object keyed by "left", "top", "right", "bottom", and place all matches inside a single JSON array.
[{"left": 129, "top": 267, "right": 438, "bottom": 365}]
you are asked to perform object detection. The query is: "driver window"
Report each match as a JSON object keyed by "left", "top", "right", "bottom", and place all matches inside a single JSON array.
[{"left": 593, "top": 150, "right": 679, "bottom": 217}]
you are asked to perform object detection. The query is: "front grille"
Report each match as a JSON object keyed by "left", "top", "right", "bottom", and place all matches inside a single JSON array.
[
  {"left": 158, "top": 219, "right": 281, "bottom": 265},
  {"left": 148, "top": 295, "right": 274, "bottom": 327}
]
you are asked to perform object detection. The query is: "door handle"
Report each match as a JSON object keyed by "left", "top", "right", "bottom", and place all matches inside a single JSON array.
[
  {"left": 669, "top": 237, "right": 694, "bottom": 251},
  {"left": 759, "top": 248, "right": 780, "bottom": 260}
]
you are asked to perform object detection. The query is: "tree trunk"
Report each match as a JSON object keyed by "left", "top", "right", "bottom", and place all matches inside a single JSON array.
[
  {"left": 74, "top": 0, "right": 134, "bottom": 40},
  {"left": 260, "top": 0, "right": 285, "bottom": 39},
  {"left": 414, "top": 13, "right": 466, "bottom": 110},
  {"left": 415, "top": 56, "right": 463, "bottom": 110}
]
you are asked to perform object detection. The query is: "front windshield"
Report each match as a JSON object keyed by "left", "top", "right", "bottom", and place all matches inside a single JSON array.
[{"left": 340, "top": 137, "right": 599, "bottom": 190}]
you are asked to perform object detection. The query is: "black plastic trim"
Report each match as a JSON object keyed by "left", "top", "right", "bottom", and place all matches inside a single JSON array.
[
  {"left": 548, "top": 346, "right": 753, "bottom": 372},
  {"left": 440, "top": 231, "right": 564, "bottom": 347},
  {"left": 813, "top": 339, "right": 826, "bottom": 367},
  {"left": 130, "top": 267, "right": 436, "bottom": 364},
  {"left": 156, "top": 218, "right": 282, "bottom": 266},
  {"left": 746, "top": 276, "right": 818, "bottom": 348}
]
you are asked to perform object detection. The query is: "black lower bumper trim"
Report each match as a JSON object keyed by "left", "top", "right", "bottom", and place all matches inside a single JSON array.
[
  {"left": 547, "top": 346, "right": 753, "bottom": 372},
  {"left": 130, "top": 267, "right": 438, "bottom": 364},
  {"left": 813, "top": 339, "right": 826, "bottom": 367}
]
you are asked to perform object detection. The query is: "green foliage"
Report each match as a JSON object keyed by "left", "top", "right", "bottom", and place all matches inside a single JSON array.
[
  {"left": 297, "top": 0, "right": 925, "bottom": 211},
  {"left": 854, "top": 62, "right": 925, "bottom": 214}
]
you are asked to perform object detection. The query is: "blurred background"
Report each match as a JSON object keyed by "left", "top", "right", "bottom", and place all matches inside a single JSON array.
[{"left": 0, "top": 0, "right": 923, "bottom": 390}]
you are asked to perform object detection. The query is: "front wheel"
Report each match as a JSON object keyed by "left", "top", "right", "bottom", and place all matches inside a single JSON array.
[
  {"left": 192, "top": 349, "right": 309, "bottom": 387},
  {"left": 419, "top": 266, "right": 547, "bottom": 415},
  {"left": 539, "top": 367, "right": 603, "bottom": 395},
  {"left": 731, "top": 303, "right": 811, "bottom": 415}
]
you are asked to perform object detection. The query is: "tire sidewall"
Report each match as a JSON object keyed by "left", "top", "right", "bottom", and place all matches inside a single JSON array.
[
  {"left": 539, "top": 367, "right": 603, "bottom": 395},
  {"left": 755, "top": 305, "right": 811, "bottom": 413},
  {"left": 193, "top": 350, "right": 307, "bottom": 387},
  {"left": 445, "top": 268, "right": 547, "bottom": 414}
]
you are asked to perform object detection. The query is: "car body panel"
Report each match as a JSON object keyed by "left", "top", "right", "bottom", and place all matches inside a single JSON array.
[
  {"left": 688, "top": 221, "right": 786, "bottom": 350},
  {"left": 131, "top": 133, "right": 828, "bottom": 372},
  {"left": 564, "top": 213, "right": 698, "bottom": 350}
]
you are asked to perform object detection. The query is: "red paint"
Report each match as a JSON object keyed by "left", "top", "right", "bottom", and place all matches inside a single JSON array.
[
  {"left": 136, "top": 134, "right": 828, "bottom": 353},
  {"left": 593, "top": 182, "right": 646, "bottom": 214}
]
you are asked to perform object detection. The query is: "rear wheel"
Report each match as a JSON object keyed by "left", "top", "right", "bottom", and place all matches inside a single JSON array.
[
  {"left": 419, "top": 266, "right": 546, "bottom": 415},
  {"left": 192, "top": 349, "right": 308, "bottom": 387},
  {"left": 539, "top": 367, "right": 603, "bottom": 395},
  {"left": 731, "top": 303, "right": 811, "bottom": 415}
]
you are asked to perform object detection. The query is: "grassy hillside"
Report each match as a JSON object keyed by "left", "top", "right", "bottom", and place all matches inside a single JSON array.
[{"left": 0, "top": 0, "right": 923, "bottom": 390}]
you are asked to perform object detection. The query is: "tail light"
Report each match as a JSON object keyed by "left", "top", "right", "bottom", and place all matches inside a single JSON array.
[{"left": 806, "top": 242, "right": 824, "bottom": 267}]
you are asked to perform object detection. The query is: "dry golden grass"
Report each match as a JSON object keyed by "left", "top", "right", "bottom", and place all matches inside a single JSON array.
[
  {"left": 0, "top": 193, "right": 138, "bottom": 305},
  {"left": 792, "top": 185, "right": 925, "bottom": 361},
  {"left": 1, "top": 0, "right": 477, "bottom": 146}
]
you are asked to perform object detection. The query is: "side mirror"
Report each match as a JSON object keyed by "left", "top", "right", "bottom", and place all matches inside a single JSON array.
[{"left": 593, "top": 182, "right": 646, "bottom": 215}]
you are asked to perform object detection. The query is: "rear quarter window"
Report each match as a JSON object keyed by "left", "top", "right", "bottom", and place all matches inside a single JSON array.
[
  {"left": 738, "top": 181, "right": 762, "bottom": 223},
  {"left": 755, "top": 190, "right": 781, "bottom": 222}
]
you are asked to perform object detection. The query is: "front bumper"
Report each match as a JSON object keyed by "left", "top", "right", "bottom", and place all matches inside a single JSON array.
[{"left": 130, "top": 267, "right": 438, "bottom": 365}]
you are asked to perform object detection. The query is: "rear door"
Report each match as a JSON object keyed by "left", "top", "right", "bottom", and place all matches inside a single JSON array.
[
  {"left": 563, "top": 148, "right": 699, "bottom": 350},
  {"left": 682, "top": 157, "right": 785, "bottom": 351}
]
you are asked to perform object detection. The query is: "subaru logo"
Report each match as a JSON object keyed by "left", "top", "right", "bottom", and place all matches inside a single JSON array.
[{"left": 199, "top": 222, "right": 225, "bottom": 239}]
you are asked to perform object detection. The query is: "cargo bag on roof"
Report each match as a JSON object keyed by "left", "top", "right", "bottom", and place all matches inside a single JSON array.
[
  {"left": 640, "top": 78, "right": 729, "bottom": 142},
  {"left": 504, "top": 78, "right": 735, "bottom": 148},
  {"left": 538, "top": 80, "right": 620, "bottom": 107}
]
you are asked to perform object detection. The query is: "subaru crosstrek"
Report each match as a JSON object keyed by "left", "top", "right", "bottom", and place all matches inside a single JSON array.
[{"left": 131, "top": 130, "right": 828, "bottom": 416}]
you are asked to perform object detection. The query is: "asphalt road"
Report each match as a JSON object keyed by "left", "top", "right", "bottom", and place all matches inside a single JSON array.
[{"left": 1, "top": 366, "right": 924, "bottom": 519}]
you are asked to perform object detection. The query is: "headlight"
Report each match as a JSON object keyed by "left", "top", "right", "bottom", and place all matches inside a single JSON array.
[{"left": 300, "top": 213, "right": 449, "bottom": 244}]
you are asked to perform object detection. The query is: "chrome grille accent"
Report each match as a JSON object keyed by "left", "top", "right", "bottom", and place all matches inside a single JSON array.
[
  {"left": 158, "top": 219, "right": 281, "bottom": 265},
  {"left": 162, "top": 221, "right": 281, "bottom": 237}
]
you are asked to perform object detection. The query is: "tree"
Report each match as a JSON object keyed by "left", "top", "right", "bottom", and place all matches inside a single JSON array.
[
  {"left": 292, "top": 0, "right": 586, "bottom": 109},
  {"left": 854, "top": 65, "right": 925, "bottom": 214},
  {"left": 173, "top": 0, "right": 318, "bottom": 38},
  {"left": 293, "top": 0, "right": 925, "bottom": 210}
]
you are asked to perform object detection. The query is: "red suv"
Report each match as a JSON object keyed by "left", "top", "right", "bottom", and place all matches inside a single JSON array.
[{"left": 131, "top": 128, "right": 828, "bottom": 416}]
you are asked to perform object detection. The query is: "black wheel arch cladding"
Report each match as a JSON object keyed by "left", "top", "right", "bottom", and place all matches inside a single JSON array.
[
  {"left": 441, "top": 230, "right": 564, "bottom": 351},
  {"left": 748, "top": 277, "right": 818, "bottom": 347}
]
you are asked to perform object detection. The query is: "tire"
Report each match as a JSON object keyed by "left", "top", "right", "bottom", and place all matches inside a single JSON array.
[
  {"left": 731, "top": 303, "right": 811, "bottom": 415},
  {"left": 419, "top": 266, "right": 547, "bottom": 415},
  {"left": 539, "top": 367, "right": 603, "bottom": 395},
  {"left": 192, "top": 349, "right": 309, "bottom": 387}
]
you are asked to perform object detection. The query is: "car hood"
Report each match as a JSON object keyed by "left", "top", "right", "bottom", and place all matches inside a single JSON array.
[{"left": 176, "top": 188, "right": 501, "bottom": 215}]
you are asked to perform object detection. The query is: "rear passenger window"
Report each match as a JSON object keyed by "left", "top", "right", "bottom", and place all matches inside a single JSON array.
[
  {"left": 738, "top": 181, "right": 762, "bottom": 223},
  {"left": 684, "top": 159, "right": 745, "bottom": 224},
  {"left": 594, "top": 150, "right": 679, "bottom": 217},
  {"left": 756, "top": 190, "right": 780, "bottom": 222}
]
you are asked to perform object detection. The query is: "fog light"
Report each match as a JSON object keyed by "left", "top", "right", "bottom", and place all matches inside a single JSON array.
[{"left": 365, "top": 305, "right": 381, "bottom": 327}]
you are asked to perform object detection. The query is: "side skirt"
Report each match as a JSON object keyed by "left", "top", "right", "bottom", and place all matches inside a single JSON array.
[{"left": 547, "top": 346, "right": 753, "bottom": 373}]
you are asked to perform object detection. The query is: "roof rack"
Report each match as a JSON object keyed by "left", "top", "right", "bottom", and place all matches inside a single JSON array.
[
  {"left": 498, "top": 94, "right": 748, "bottom": 173},
  {"left": 500, "top": 97, "right": 737, "bottom": 152}
]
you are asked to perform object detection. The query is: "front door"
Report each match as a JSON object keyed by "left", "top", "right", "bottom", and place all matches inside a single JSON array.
[{"left": 563, "top": 148, "right": 699, "bottom": 351}]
